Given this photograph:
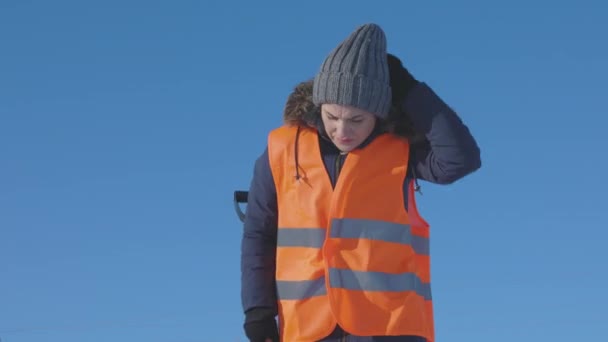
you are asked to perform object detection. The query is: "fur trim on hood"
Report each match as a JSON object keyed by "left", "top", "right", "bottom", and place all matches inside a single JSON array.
[
  {"left": 283, "top": 79, "right": 320, "bottom": 129},
  {"left": 282, "top": 79, "right": 421, "bottom": 142}
]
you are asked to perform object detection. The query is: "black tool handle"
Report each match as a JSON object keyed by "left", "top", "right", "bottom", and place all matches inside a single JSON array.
[{"left": 233, "top": 190, "right": 249, "bottom": 222}]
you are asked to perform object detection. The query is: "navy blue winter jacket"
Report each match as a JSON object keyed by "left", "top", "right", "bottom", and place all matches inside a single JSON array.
[{"left": 240, "top": 81, "right": 481, "bottom": 322}]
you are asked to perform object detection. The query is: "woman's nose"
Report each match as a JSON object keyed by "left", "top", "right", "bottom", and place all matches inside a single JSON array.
[{"left": 335, "top": 121, "right": 347, "bottom": 135}]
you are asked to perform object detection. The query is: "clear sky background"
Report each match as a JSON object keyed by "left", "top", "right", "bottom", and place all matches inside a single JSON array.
[{"left": 1, "top": 0, "right": 607, "bottom": 341}]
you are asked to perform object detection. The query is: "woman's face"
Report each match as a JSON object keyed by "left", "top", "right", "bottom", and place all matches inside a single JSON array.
[{"left": 321, "top": 103, "right": 377, "bottom": 152}]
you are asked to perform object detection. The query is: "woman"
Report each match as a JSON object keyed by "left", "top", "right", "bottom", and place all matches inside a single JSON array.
[{"left": 240, "top": 23, "right": 481, "bottom": 342}]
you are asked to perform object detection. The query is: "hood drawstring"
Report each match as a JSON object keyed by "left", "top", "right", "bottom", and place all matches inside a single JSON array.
[
  {"left": 409, "top": 159, "right": 422, "bottom": 195},
  {"left": 294, "top": 125, "right": 302, "bottom": 182}
]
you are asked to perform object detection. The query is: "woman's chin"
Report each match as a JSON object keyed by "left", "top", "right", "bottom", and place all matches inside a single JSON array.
[{"left": 334, "top": 141, "right": 355, "bottom": 152}]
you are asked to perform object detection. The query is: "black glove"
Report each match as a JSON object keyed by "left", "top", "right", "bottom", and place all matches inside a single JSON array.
[
  {"left": 244, "top": 308, "right": 279, "bottom": 342},
  {"left": 386, "top": 53, "right": 420, "bottom": 140},
  {"left": 387, "top": 53, "right": 418, "bottom": 104}
]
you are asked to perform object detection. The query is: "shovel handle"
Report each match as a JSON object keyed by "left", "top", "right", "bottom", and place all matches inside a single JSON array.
[{"left": 233, "top": 190, "right": 248, "bottom": 222}]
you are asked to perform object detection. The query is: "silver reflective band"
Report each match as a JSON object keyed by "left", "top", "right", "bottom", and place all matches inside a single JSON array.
[
  {"left": 330, "top": 218, "right": 429, "bottom": 255},
  {"left": 277, "top": 277, "right": 327, "bottom": 300},
  {"left": 329, "top": 268, "right": 432, "bottom": 300},
  {"left": 277, "top": 228, "right": 325, "bottom": 248}
]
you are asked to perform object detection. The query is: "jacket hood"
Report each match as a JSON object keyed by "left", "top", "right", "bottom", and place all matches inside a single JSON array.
[
  {"left": 282, "top": 79, "right": 321, "bottom": 129},
  {"left": 282, "top": 79, "right": 420, "bottom": 141}
]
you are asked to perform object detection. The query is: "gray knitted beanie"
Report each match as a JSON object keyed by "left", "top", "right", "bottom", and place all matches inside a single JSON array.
[{"left": 312, "top": 23, "right": 391, "bottom": 119}]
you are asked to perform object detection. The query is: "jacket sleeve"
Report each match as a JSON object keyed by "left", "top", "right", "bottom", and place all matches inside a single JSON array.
[
  {"left": 240, "top": 146, "right": 279, "bottom": 316},
  {"left": 404, "top": 82, "right": 481, "bottom": 184}
]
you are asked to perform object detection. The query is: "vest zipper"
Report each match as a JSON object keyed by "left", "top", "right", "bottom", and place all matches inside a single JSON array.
[{"left": 334, "top": 153, "right": 345, "bottom": 188}]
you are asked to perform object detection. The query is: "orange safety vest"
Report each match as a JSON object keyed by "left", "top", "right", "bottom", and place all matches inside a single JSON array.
[{"left": 267, "top": 125, "right": 434, "bottom": 342}]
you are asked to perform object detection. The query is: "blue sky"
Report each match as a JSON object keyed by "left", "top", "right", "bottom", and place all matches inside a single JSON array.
[{"left": 1, "top": 0, "right": 607, "bottom": 341}]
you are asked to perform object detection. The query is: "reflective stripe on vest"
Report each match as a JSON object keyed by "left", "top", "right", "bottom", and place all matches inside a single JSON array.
[{"left": 268, "top": 125, "right": 434, "bottom": 342}]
